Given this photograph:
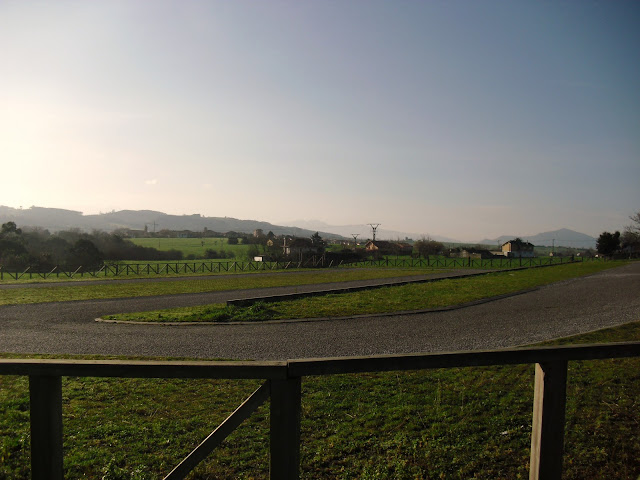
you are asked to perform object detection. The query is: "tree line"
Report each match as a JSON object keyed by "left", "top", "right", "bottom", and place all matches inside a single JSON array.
[
  {"left": 0, "top": 222, "right": 183, "bottom": 271},
  {"left": 596, "top": 210, "right": 640, "bottom": 257}
]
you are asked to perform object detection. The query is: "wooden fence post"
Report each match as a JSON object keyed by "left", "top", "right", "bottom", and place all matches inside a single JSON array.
[
  {"left": 529, "top": 361, "right": 568, "bottom": 480},
  {"left": 270, "top": 377, "right": 301, "bottom": 480},
  {"left": 29, "top": 375, "right": 63, "bottom": 480}
]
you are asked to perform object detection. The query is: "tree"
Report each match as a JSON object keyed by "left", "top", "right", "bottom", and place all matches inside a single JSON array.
[
  {"left": 621, "top": 210, "right": 640, "bottom": 253},
  {"left": 511, "top": 237, "right": 525, "bottom": 248},
  {"left": 596, "top": 231, "right": 620, "bottom": 256},
  {"left": 1, "top": 221, "right": 21, "bottom": 235},
  {"left": 311, "top": 232, "right": 325, "bottom": 247},
  {"left": 66, "top": 239, "right": 104, "bottom": 270},
  {"left": 0, "top": 221, "right": 29, "bottom": 267},
  {"left": 247, "top": 244, "right": 260, "bottom": 260},
  {"left": 414, "top": 237, "right": 444, "bottom": 257}
]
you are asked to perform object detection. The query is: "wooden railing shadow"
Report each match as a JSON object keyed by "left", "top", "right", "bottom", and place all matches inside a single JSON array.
[{"left": 1, "top": 341, "right": 638, "bottom": 479}]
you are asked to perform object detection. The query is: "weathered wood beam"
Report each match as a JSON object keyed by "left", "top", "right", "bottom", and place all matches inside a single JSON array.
[
  {"left": 288, "top": 342, "right": 640, "bottom": 376},
  {"left": 0, "top": 359, "right": 288, "bottom": 380},
  {"left": 529, "top": 361, "right": 568, "bottom": 480},
  {"left": 29, "top": 375, "right": 63, "bottom": 480},
  {"left": 270, "top": 377, "right": 301, "bottom": 480}
]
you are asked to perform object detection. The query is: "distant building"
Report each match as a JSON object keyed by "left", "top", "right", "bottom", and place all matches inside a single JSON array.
[
  {"left": 283, "top": 238, "right": 323, "bottom": 258},
  {"left": 364, "top": 241, "right": 413, "bottom": 256},
  {"left": 452, "top": 248, "right": 495, "bottom": 259},
  {"left": 501, "top": 239, "right": 535, "bottom": 258},
  {"left": 394, "top": 242, "right": 414, "bottom": 255}
]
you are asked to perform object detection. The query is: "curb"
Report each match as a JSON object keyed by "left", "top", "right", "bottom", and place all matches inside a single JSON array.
[
  {"left": 94, "top": 286, "right": 541, "bottom": 326},
  {"left": 226, "top": 269, "right": 505, "bottom": 307}
]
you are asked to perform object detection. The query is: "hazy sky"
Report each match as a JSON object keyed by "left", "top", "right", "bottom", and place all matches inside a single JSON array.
[{"left": 2, "top": 1, "right": 638, "bottom": 241}]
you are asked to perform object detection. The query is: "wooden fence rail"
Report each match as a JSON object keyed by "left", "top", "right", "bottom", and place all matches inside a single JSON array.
[
  {"left": 1, "top": 341, "right": 638, "bottom": 479},
  {"left": 0, "top": 256, "right": 594, "bottom": 280}
]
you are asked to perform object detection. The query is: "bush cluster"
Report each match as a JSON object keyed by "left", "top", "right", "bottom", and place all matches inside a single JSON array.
[{"left": 0, "top": 222, "right": 183, "bottom": 271}]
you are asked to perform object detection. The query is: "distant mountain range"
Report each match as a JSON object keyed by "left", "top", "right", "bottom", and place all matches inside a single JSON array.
[
  {"left": 477, "top": 228, "right": 597, "bottom": 249},
  {"left": 286, "top": 221, "right": 596, "bottom": 249},
  {"left": 0, "top": 206, "right": 598, "bottom": 248},
  {"left": 284, "top": 219, "right": 460, "bottom": 243},
  {"left": 0, "top": 206, "right": 345, "bottom": 240}
]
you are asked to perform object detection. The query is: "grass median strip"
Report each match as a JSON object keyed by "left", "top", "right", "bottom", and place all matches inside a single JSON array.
[
  {"left": 0, "top": 268, "right": 439, "bottom": 306},
  {"left": 1, "top": 320, "right": 638, "bottom": 478},
  {"left": 105, "top": 261, "right": 628, "bottom": 323}
]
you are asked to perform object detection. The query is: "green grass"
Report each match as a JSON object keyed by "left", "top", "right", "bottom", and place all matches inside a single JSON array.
[
  {"left": 0, "top": 268, "right": 439, "bottom": 306},
  {"left": 107, "top": 261, "right": 627, "bottom": 323},
  {"left": 129, "top": 237, "right": 250, "bottom": 259},
  {"left": 1, "top": 321, "right": 638, "bottom": 479}
]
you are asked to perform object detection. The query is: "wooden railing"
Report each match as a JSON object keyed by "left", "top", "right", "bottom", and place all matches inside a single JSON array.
[
  {"left": 1, "top": 341, "right": 638, "bottom": 479},
  {"left": 0, "top": 256, "right": 593, "bottom": 280}
]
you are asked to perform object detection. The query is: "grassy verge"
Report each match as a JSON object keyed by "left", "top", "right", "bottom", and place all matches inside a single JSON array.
[
  {"left": 106, "top": 261, "right": 628, "bottom": 323},
  {"left": 0, "top": 268, "right": 440, "bottom": 306},
  {"left": 1, "top": 321, "right": 638, "bottom": 479}
]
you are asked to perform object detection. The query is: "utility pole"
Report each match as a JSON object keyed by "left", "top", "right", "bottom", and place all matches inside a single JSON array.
[
  {"left": 351, "top": 234, "right": 359, "bottom": 248},
  {"left": 368, "top": 224, "right": 380, "bottom": 241}
]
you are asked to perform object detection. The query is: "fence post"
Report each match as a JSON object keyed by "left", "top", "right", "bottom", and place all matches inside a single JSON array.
[
  {"left": 29, "top": 375, "right": 63, "bottom": 480},
  {"left": 270, "top": 377, "right": 301, "bottom": 480},
  {"left": 529, "top": 361, "right": 568, "bottom": 480}
]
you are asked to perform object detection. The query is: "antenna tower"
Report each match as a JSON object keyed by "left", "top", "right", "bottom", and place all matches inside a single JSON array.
[
  {"left": 351, "top": 233, "right": 359, "bottom": 247},
  {"left": 368, "top": 223, "right": 380, "bottom": 241}
]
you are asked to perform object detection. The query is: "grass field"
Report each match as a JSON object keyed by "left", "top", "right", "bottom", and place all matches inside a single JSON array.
[
  {"left": 106, "top": 261, "right": 627, "bottom": 323},
  {"left": 129, "top": 237, "right": 251, "bottom": 259},
  {"left": 0, "top": 268, "right": 440, "bottom": 306},
  {"left": 0, "top": 261, "right": 636, "bottom": 478},
  {"left": 0, "top": 321, "right": 638, "bottom": 479}
]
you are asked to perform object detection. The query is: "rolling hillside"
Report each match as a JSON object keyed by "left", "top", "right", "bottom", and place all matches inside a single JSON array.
[{"left": 0, "top": 206, "right": 345, "bottom": 239}]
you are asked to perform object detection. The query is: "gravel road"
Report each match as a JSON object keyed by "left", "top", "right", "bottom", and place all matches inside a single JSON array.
[{"left": 1, "top": 263, "right": 638, "bottom": 360}]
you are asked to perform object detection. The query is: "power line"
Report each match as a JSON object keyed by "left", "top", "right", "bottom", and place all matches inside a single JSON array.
[{"left": 368, "top": 223, "right": 380, "bottom": 241}]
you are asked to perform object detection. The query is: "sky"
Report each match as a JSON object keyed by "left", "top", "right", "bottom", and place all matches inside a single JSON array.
[{"left": 1, "top": 1, "right": 638, "bottom": 241}]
